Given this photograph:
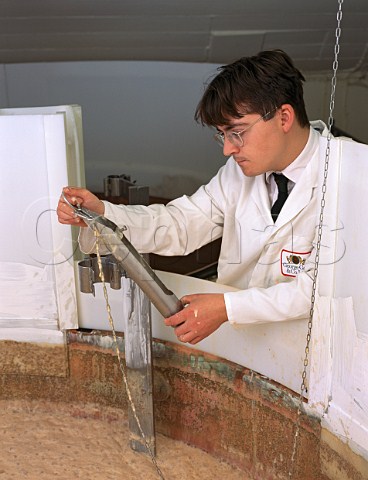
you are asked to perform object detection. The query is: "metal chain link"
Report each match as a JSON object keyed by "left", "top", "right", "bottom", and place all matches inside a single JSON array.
[{"left": 288, "top": 1, "right": 344, "bottom": 477}]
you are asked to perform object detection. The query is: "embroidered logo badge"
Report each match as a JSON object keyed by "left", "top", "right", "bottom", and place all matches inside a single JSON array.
[{"left": 281, "top": 249, "right": 311, "bottom": 277}]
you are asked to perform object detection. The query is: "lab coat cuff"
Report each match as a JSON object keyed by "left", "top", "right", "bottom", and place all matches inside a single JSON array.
[{"left": 224, "top": 292, "right": 237, "bottom": 325}]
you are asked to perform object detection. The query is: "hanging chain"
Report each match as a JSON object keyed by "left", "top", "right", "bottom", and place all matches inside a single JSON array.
[
  {"left": 288, "top": 1, "right": 344, "bottom": 477},
  {"left": 93, "top": 227, "right": 166, "bottom": 480}
]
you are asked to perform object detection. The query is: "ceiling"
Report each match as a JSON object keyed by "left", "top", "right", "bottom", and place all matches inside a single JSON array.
[{"left": 0, "top": 0, "right": 367, "bottom": 74}]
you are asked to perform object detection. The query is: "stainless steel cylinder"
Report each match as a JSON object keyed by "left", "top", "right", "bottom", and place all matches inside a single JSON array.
[
  {"left": 88, "top": 222, "right": 183, "bottom": 318},
  {"left": 78, "top": 258, "right": 95, "bottom": 294}
]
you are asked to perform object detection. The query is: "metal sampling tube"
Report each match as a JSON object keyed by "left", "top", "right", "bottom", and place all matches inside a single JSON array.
[{"left": 87, "top": 220, "right": 184, "bottom": 318}]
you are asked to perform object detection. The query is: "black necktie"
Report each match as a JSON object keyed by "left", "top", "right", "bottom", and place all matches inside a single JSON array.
[{"left": 271, "top": 173, "right": 289, "bottom": 222}]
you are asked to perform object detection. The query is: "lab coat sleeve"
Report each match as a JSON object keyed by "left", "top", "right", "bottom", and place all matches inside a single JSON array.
[
  {"left": 224, "top": 270, "right": 313, "bottom": 325},
  {"left": 78, "top": 166, "right": 228, "bottom": 256}
]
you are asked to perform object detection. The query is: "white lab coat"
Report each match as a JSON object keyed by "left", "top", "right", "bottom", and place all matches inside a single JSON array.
[{"left": 79, "top": 121, "right": 358, "bottom": 325}]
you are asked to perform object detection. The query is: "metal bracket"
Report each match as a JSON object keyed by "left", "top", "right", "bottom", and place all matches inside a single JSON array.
[{"left": 78, "top": 254, "right": 125, "bottom": 295}]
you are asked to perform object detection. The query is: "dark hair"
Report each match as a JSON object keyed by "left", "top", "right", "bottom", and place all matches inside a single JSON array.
[{"left": 195, "top": 49, "right": 309, "bottom": 128}]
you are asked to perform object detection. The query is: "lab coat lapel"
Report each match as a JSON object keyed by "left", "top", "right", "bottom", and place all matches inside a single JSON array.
[
  {"left": 248, "top": 145, "right": 320, "bottom": 233},
  {"left": 273, "top": 150, "right": 319, "bottom": 228},
  {"left": 250, "top": 174, "right": 274, "bottom": 230}
]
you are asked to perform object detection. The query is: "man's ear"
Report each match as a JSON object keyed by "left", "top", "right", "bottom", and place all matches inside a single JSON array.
[{"left": 279, "top": 104, "right": 295, "bottom": 133}]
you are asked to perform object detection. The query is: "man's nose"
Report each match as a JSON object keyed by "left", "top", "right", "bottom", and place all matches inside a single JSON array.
[{"left": 222, "top": 137, "right": 240, "bottom": 157}]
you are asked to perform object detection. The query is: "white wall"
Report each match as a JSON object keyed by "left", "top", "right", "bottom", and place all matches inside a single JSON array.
[
  {"left": 308, "top": 138, "right": 368, "bottom": 461},
  {"left": 1, "top": 61, "right": 367, "bottom": 199},
  {"left": 0, "top": 109, "right": 81, "bottom": 341}
]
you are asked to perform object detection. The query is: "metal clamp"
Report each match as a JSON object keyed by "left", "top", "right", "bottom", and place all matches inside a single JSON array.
[{"left": 78, "top": 254, "right": 126, "bottom": 295}]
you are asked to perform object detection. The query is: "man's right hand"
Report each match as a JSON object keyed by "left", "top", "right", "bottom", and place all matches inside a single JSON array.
[{"left": 57, "top": 186, "right": 105, "bottom": 227}]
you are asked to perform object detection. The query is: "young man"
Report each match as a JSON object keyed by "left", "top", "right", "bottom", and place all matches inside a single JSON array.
[{"left": 57, "top": 50, "right": 325, "bottom": 345}]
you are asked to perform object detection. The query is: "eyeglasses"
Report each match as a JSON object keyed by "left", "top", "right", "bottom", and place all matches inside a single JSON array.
[{"left": 214, "top": 109, "right": 276, "bottom": 148}]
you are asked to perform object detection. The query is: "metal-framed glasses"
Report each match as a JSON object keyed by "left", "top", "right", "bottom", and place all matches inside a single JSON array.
[{"left": 214, "top": 109, "right": 276, "bottom": 148}]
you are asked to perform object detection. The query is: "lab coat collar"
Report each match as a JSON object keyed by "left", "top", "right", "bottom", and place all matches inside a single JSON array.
[{"left": 310, "top": 119, "right": 329, "bottom": 136}]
